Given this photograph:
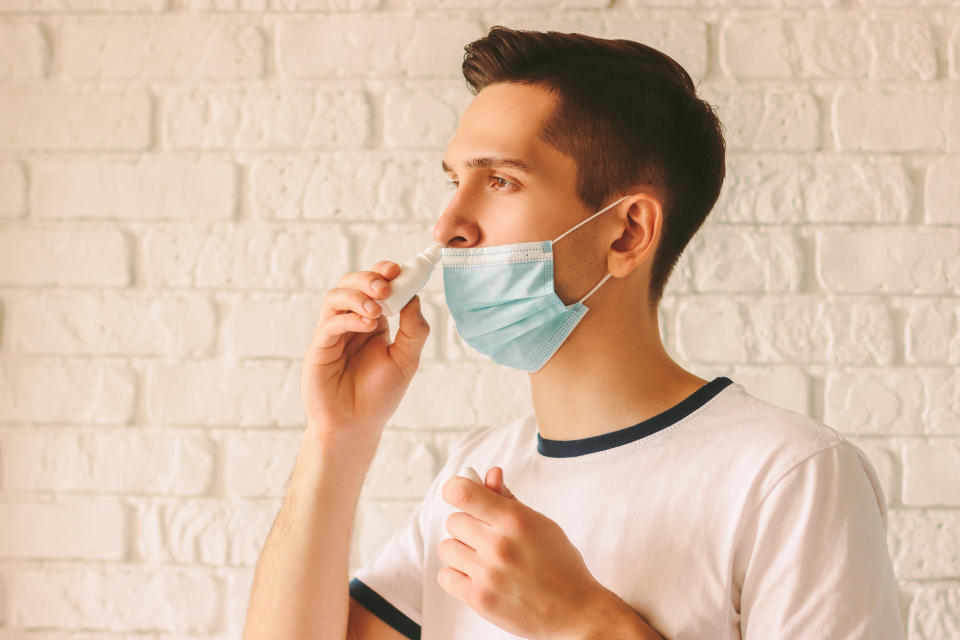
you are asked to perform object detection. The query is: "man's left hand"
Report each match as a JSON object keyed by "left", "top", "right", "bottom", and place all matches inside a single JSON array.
[{"left": 437, "top": 466, "right": 614, "bottom": 640}]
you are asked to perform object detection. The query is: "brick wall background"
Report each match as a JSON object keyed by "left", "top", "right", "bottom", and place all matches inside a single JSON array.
[{"left": 0, "top": 0, "right": 957, "bottom": 637}]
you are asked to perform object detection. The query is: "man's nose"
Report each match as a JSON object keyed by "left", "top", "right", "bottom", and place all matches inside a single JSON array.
[
  {"left": 432, "top": 200, "right": 478, "bottom": 248},
  {"left": 433, "top": 222, "right": 474, "bottom": 248}
]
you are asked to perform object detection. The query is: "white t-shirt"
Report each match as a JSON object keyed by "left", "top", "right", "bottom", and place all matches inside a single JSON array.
[{"left": 349, "top": 376, "right": 905, "bottom": 639}]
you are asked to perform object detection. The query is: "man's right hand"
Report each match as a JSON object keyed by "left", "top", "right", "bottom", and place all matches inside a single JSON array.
[{"left": 300, "top": 260, "right": 431, "bottom": 452}]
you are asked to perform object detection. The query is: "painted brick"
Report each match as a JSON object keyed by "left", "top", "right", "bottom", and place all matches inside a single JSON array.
[
  {"left": 277, "top": 15, "right": 484, "bottom": 77},
  {"left": 715, "top": 155, "right": 911, "bottom": 224},
  {"left": 162, "top": 88, "right": 370, "bottom": 150},
  {"left": 824, "top": 370, "right": 925, "bottom": 435},
  {"left": 32, "top": 158, "right": 236, "bottom": 220},
  {"left": 146, "top": 361, "right": 303, "bottom": 426},
  {"left": 247, "top": 153, "right": 441, "bottom": 222},
  {"left": 817, "top": 228, "right": 960, "bottom": 294},
  {"left": 0, "top": 0, "right": 164, "bottom": 9},
  {"left": 0, "top": 89, "right": 150, "bottom": 150},
  {"left": 0, "top": 22, "right": 48, "bottom": 78},
  {"left": 721, "top": 19, "right": 935, "bottom": 80},
  {"left": 0, "top": 359, "right": 136, "bottom": 424},
  {"left": 905, "top": 300, "right": 960, "bottom": 365},
  {"left": 223, "top": 431, "right": 301, "bottom": 498},
  {"left": 0, "top": 227, "right": 129, "bottom": 286},
  {"left": 903, "top": 441, "right": 960, "bottom": 506},
  {"left": 142, "top": 224, "right": 350, "bottom": 290},
  {"left": 2, "top": 428, "right": 215, "bottom": 495},
  {"left": 699, "top": 84, "right": 820, "bottom": 150},
  {"left": 688, "top": 226, "right": 803, "bottom": 292},
  {"left": 0, "top": 161, "right": 26, "bottom": 218},
  {"left": 888, "top": 509, "right": 960, "bottom": 579},
  {"left": 135, "top": 498, "right": 275, "bottom": 565},
  {"left": 8, "top": 566, "right": 220, "bottom": 632},
  {"left": 833, "top": 88, "right": 960, "bottom": 151},
  {"left": 677, "top": 296, "right": 894, "bottom": 365},
  {"left": 61, "top": 19, "right": 264, "bottom": 79},
  {"left": 2, "top": 291, "right": 216, "bottom": 356},
  {"left": 925, "top": 157, "right": 960, "bottom": 224},
  {"left": 908, "top": 584, "right": 960, "bottom": 640},
  {"left": 0, "top": 501, "right": 125, "bottom": 559},
  {"left": 383, "top": 86, "right": 472, "bottom": 149}
]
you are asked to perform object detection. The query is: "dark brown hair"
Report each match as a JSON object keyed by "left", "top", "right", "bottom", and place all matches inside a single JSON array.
[{"left": 462, "top": 26, "right": 726, "bottom": 310}]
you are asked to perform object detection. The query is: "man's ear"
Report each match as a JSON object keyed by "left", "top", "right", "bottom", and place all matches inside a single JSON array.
[{"left": 609, "top": 193, "right": 661, "bottom": 278}]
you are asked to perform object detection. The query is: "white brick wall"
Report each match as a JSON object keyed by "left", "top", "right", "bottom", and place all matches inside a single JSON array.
[{"left": 0, "top": 2, "right": 956, "bottom": 638}]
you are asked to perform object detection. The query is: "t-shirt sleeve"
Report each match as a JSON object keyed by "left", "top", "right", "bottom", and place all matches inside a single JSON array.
[
  {"left": 348, "top": 424, "right": 491, "bottom": 640},
  {"left": 349, "top": 467, "right": 443, "bottom": 640},
  {"left": 734, "top": 441, "right": 905, "bottom": 640}
]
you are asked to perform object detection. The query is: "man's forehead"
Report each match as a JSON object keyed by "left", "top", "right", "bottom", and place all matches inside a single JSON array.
[{"left": 442, "top": 84, "right": 556, "bottom": 173}]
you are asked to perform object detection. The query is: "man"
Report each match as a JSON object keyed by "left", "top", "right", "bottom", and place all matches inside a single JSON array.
[{"left": 244, "top": 26, "right": 904, "bottom": 640}]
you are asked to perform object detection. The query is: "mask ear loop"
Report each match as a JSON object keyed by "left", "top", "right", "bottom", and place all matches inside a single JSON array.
[
  {"left": 552, "top": 194, "right": 630, "bottom": 244},
  {"left": 550, "top": 194, "right": 629, "bottom": 305},
  {"left": 577, "top": 272, "right": 613, "bottom": 304}
]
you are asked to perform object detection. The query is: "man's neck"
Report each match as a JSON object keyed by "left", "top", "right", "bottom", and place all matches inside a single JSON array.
[{"left": 529, "top": 294, "right": 708, "bottom": 442}]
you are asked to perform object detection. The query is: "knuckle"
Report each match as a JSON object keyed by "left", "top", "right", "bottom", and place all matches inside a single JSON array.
[
  {"left": 503, "top": 512, "right": 527, "bottom": 537},
  {"left": 337, "top": 271, "right": 357, "bottom": 287},
  {"left": 353, "top": 289, "right": 376, "bottom": 309},
  {"left": 321, "top": 286, "right": 340, "bottom": 307},
  {"left": 490, "top": 535, "right": 515, "bottom": 564},
  {"left": 473, "top": 581, "right": 498, "bottom": 608},
  {"left": 442, "top": 478, "right": 470, "bottom": 506}
]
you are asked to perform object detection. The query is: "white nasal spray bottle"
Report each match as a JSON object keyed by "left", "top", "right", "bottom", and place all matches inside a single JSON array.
[
  {"left": 457, "top": 465, "right": 483, "bottom": 485},
  {"left": 378, "top": 243, "right": 443, "bottom": 317}
]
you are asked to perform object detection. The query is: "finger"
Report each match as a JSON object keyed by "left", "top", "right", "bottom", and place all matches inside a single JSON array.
[
  {"left": 324, "top": 287, "right": 383, "bottom": 322},
  {"left": 444, "top": 509, "right": 491, "bottom": 547},
  {"left": 484, "top": 467, "right": 500, "bottom": 490},
  {"left": 337, "top": 264, "right": 399, "bottom": 301},
  {"left": 310, "top": 289, "right": 382, "bottom": 350},
  {"left": 370, "top": 260, "right": 401, "bottom": 279},
  {"left": 387, "top": 294, "right": 430, "bottom": 379},
  {"left": 309, "top": 310, "right": 380, "bottom": 351},
  {"left": 437, "top": 536, "right": 479, "bottom": 577},
  {"left": 442, "top": 475, "right": 511, "bottom": 528},
  {"left": 484, "top": 467, "right": 513, "bottom": 499},
  {"left": 437, "top": 565, "right": 471, "bottom": 601}
]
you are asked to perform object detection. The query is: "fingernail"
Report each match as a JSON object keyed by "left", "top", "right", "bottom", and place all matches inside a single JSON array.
[
  {"left": 363, "top": 300, "right": 378, "bottom": 313},
  {"left": 371, "top": 279, "right": 386, "bottom": 292}
]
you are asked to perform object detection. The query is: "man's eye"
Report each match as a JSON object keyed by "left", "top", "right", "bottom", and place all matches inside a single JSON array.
[{"left": 444, "top": 176, "right": 516, "bottom": 190}]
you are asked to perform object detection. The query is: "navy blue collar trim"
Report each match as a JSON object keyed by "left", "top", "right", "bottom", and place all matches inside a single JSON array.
[{"left": 536, "top": 376, "right": 734, "bottom": 458}]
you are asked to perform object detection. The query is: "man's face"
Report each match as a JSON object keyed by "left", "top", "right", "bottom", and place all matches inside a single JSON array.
[{"left": 434, "top": 82, "right": 611, "bottom": 303}]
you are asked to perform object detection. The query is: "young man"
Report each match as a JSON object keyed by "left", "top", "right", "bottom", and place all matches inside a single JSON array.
[{"left": 244, "top": 27, "right": 904, "bottom": 640}]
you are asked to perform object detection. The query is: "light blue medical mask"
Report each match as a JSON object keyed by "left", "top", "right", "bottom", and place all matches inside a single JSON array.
[{"left": 441, "top": 194, "right": 629, "bottom": 372}]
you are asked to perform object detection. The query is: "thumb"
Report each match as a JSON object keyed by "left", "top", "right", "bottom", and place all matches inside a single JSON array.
[{"left": 388, "top": 295, "right": 430, "bottom": 375}]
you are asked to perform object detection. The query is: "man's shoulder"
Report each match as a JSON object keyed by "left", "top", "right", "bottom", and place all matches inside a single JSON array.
[
  {"left": 687, "top": 381, "right": 849, "bottom": 489},
  {"left": 705, "top": 380, "right": 844, "bottom": 452}
]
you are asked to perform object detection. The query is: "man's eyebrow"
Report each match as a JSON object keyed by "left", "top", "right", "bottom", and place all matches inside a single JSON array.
[{"left": 441, "top": 157, "right": 533, "bottom": 174}]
